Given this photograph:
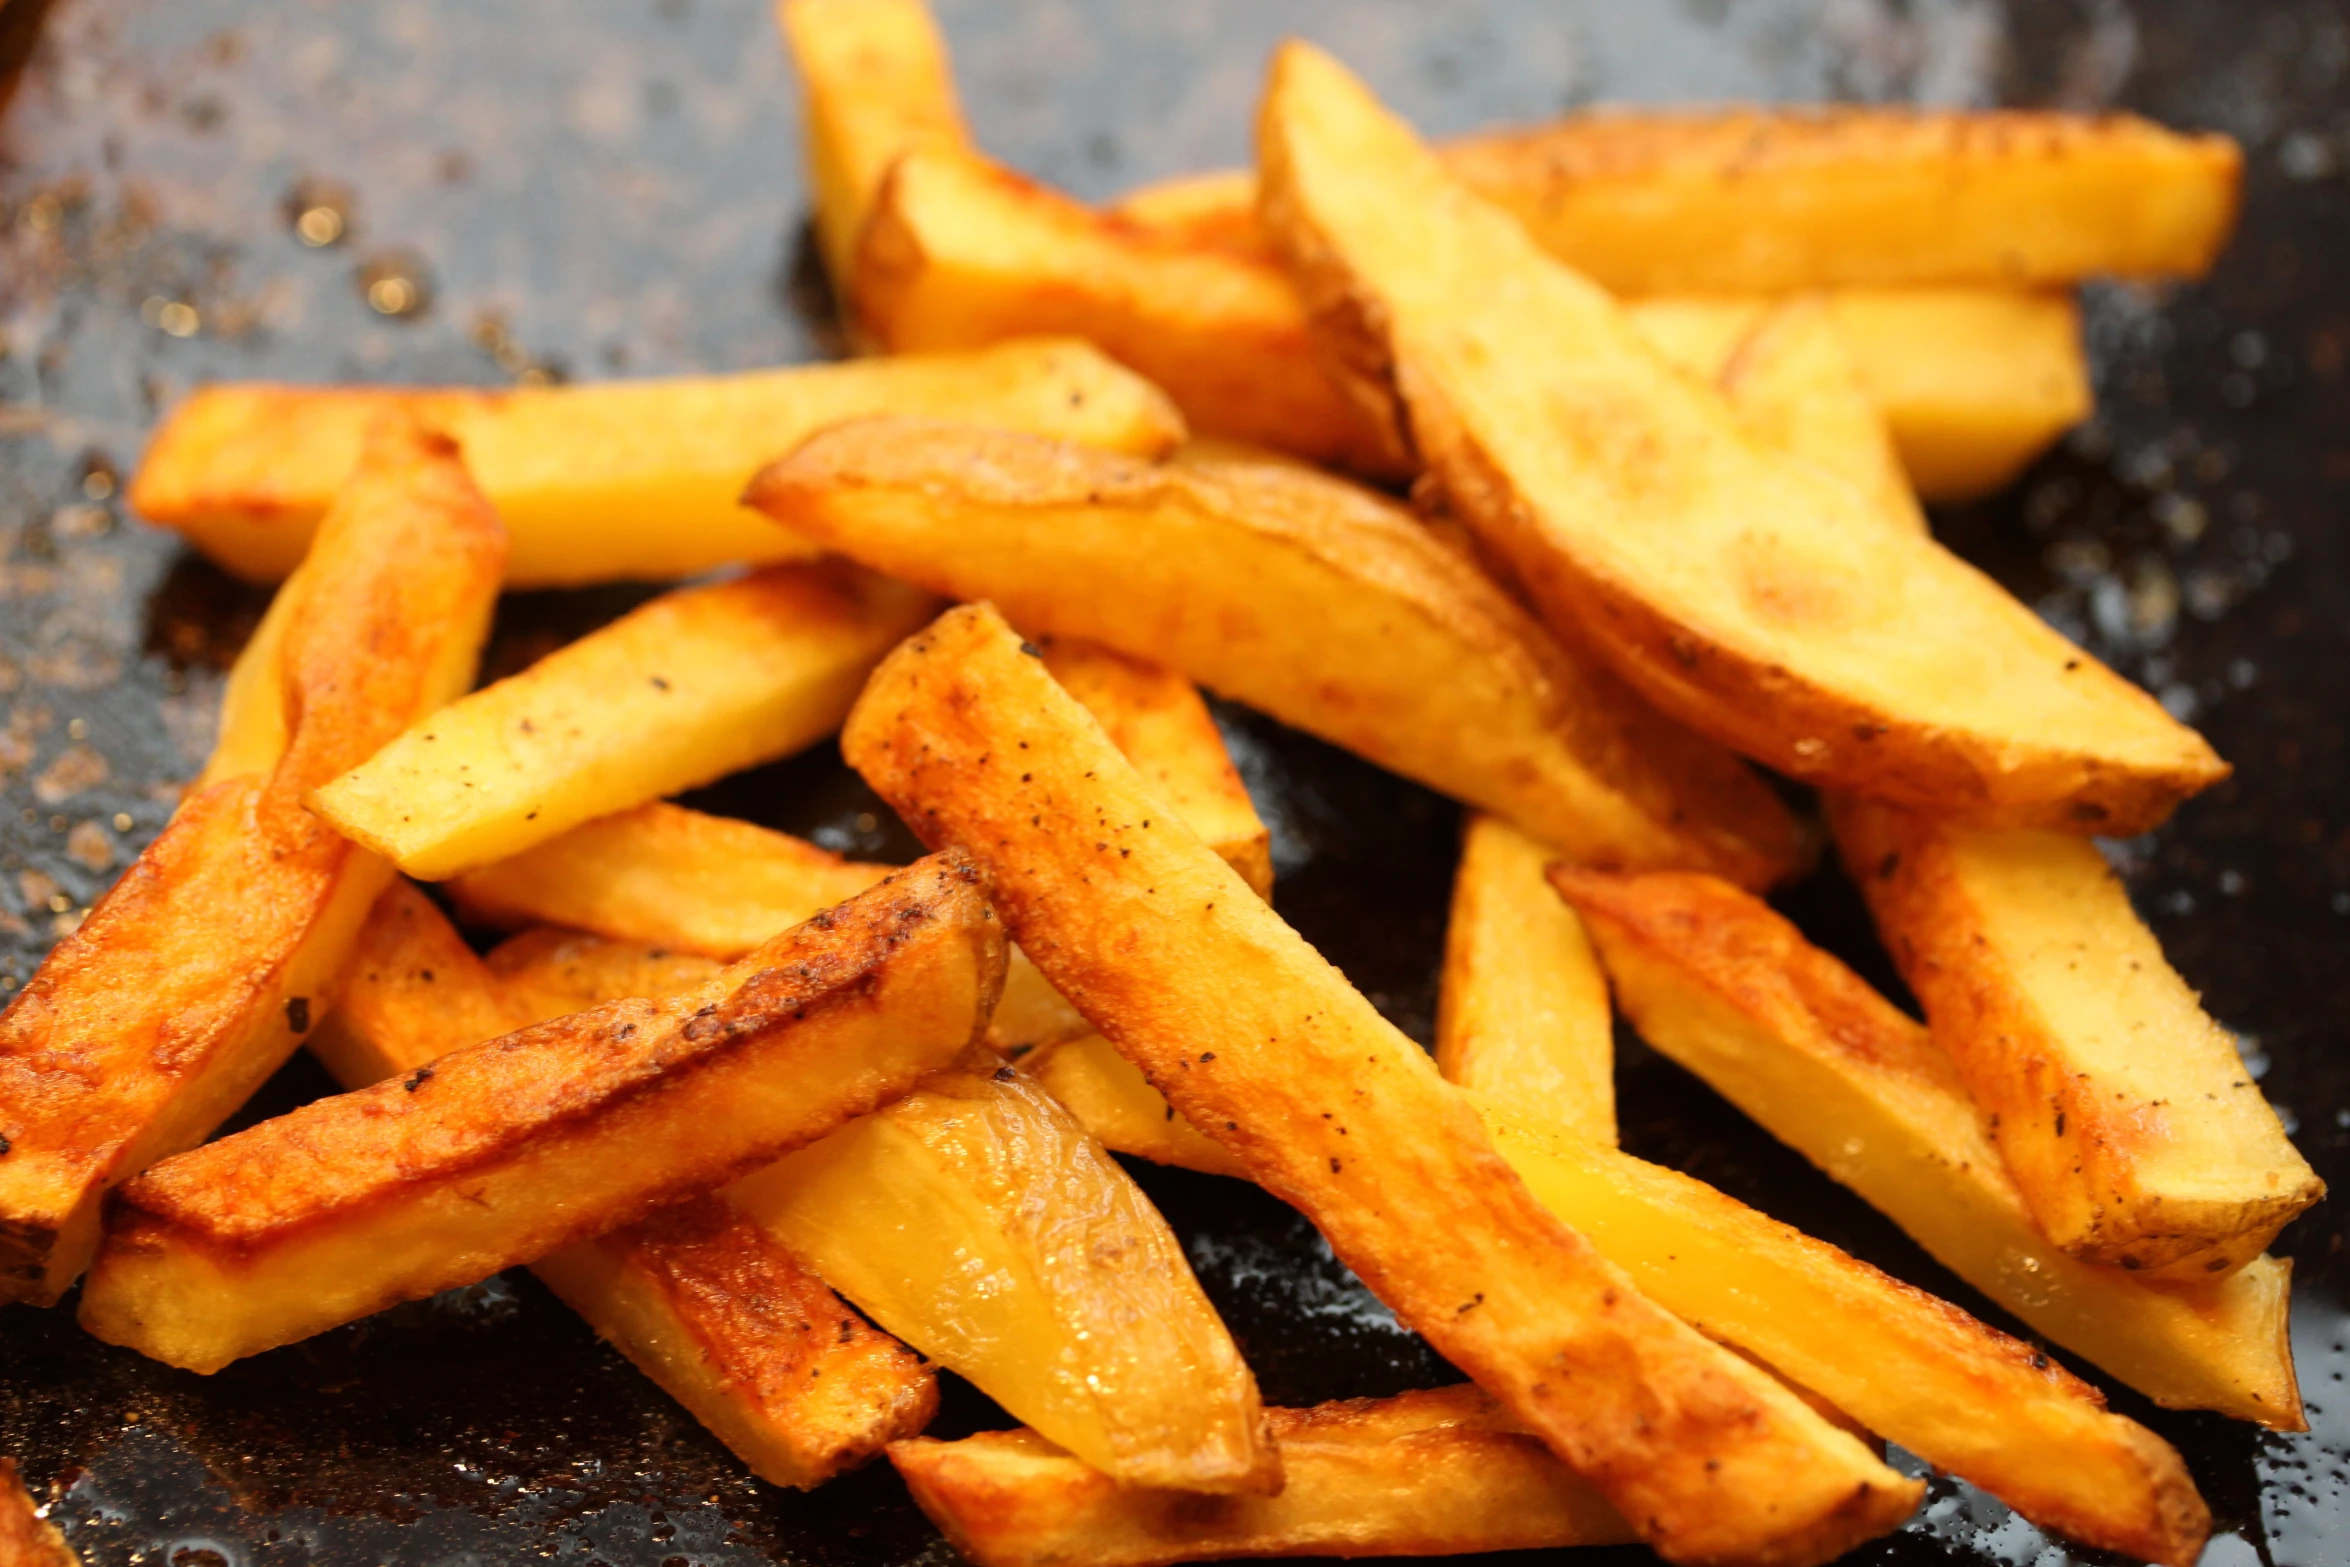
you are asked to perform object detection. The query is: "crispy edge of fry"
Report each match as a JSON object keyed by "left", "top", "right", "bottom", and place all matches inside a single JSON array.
[
  {"left": 312, "top": 562, "right": 937, "bottom": 880},
  {"left": 888, "top": 1386, "right": 1635, "bottom": 1567},
  {"left": 1255, "top": 40, "right": 2224, "bottom": 836},
  {"left": 748, "top": 418, "right": 1804, "bottom": 889},
  {"left": 776, "top": 0, "right": 970, "bottom": 295},
  {"left": 1547, "top": 866, "right": 2303, "bottom": 1429},
  {"left": 0, "top": 1458, "right": 77, "bottom": 1567},
  {"left": 1830, "top": 797, "right": 2322, "bottom": 1280},
  {"left": 844, "top": 602, "right": 1916, "bottom": 1567},
  {"left": 314, "top": 882, "right": 936, "bottom": 1488},
  {"left": 1436, "top": 814, "right": 1616, "bottom": 1144},
  {"left": 0, "top": 422, "right": 502, "bottom": 1306},
  {"left": 190, "top": 556, "right": 310, "bottom": 796},
  {"left": 78, "top": 855, "right": 1004, "bottom": 1371},
  {"left": 1019, "top": 1032, "right": 1248, "bottom": 1178}
]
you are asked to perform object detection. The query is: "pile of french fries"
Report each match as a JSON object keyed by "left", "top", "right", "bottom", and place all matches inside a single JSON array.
[{"left": 0, "top": 4, "right": 2308, "bottom": 1566}]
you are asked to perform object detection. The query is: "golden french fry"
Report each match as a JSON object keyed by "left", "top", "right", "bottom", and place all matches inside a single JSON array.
[
  {"left": 0, "top": 423, "right": 503, "bottom": 1306},
  {"left": 1718, "top": 297, "right": 1927, "bottom": 534},
  {"left": 777, "top": 0, "right": 969, "bottom": 291},
  {"left": 484, "top": 927, "right": 728, "bottom": 1024},
  {"left": 0, "top": 1458, "right": 76, "bottom": 1567},
  {"left": 1479, "top": 1102, "right": 2209, "bottom": 1567},
  {"left": 1548, "top": 867, "right": 2302, "bottom": 1426},
  {"left": 1258, "top": 42, "right": 2225, "bottom": 835},
  {"left": 749, "top": 420, "right": 1803, "bottom": 889},
  {"left": 79, "top": 856, "right": 1003, "bottom": 1371},
  {"left": 1021, "top": 1032, "right": 1246, "bottom": 1178},
  {"left": 729, "top": 1062, "right": 1279, "bottom": 1495},
  {"left": 1831, "top": 800, "right": 2321, "bottom": 1281},
  {"left": 128, "top": 339, "right": 1186, "bottom": 586},
  {"left": 890, "top": 1385, "right": 1636, "bottom": 1567},
  {"left": 857, "top": 147, "right": 1402, "bottom": 474},
  {"left": 192, "top": 557, "right": 310, "bottom": 794},
  {"left": 843, "top": 602, "right": 1917, "bottom": 1567},
  {"left": 313, "top": 563, "right": 936, "bottom": 880},
  {"left": 1437, "top": 815, "right": 1616, "bottom": 1143}
]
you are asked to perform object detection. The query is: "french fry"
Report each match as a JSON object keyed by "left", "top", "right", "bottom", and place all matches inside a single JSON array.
[
  {"left": 1020, "top": 1032, "right": 1246, "bottom": 1178},
  {"left": 308, "top": 883, "right": 935, "bottom": 1489},
  {"left": 1437, "top": 815, "right": 1616, "bottom": 1144},
  {"left": 729, "top": 1063, "right": 1280, "bottom": 1494},
  {"left": 191, "top": 556, "right": 310, "bottom": 794},
  {"left": 312, "top": 562, "right": 936, "bottom": 880},
  {"left": 1547, "top": 867, "right": 2302, "bottom": 1426},
  {"left": 1035, "top": 636, "right": 1273, "bottom": 900},
  {"left": 1478, "top": 1102, "right": 2210, "bottom": 1566},
  {"left": 1121, "top": 106, "right": 2238, "bottom": 293},
  {"left": 1831, "top": 800, "right": 2322, "bottom": 1281},
  {"left": 1258, "top": 42, "right": 2226, "bottom": 835},
  {"left": 843, "top": 602, "right": 1917, "bottom": 1567},
  {"left": 78, "top": 855, "right": 1003, "bottom": 1371},
  {"left": 1717, "top": 297, "right": 1926, "bottom": 534},
  {"left": 749, "top": 420, "right": 1804, "bottom": 889},
  {"left": 889, "top": 1385, "right": 1636, "bottom": 1567},
  {"left": 484, "top": 927, "right": 728, "bottom": 1025},
  {"left": 127, "top": 339, "right": 1186, "bottom": 586},
  {"left": 0, "top": 1458, "right": 76, "bottom": 1567},
  {"left": 856, "top": 147, "right": 1402, "bottom": 474},
  {"left": 0, "top": 423, "right": 503, "bottom": 1306},
  {"left": 777, "top": 0, "right": 969, "bottom": 291}
]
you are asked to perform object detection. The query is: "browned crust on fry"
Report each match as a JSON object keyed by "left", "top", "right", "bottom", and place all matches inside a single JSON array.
[{"left": 0, "top": 1459, "right": 76, "bottom": 1567}]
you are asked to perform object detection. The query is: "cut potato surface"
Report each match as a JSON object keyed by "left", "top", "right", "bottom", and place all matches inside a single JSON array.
[
  {"left": 844, "top": 602, "right": 1916, "bottom": 1567},
  {"left": 313, "top": 562, "right": 935, "bottom": 880},
  {"left": 79, "top": 856, "right": 1003, "bottom": 1371},
  {"left": 1021, "top": 1032, "right": 1246, "bottom": 1178},
  {"left": 1258, "top": 42, "right": 2225, "bottom": 834},
  {"left": 128, "top": 338, "right": 1186, "bottom": 585},
  {"left": 1832, "top": 800, "right": 2322, "bottom": 1281},
  {"left": 751, "top": 419, "right": 1803, "bottom": 889},
  {"left": 1717, "top": 296, "right": 1926, "bottom": 534}
]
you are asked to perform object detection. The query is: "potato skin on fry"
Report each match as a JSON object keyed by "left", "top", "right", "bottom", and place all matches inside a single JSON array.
[
  {"left": 1831, "top": 799, "right": 2322, "bottom": 1281},
  {"left": 79, "top": 855, "right": 1004, "bottom": 1371},
  {"left": 1256, "top": 42, "right": 2225, "bottom": 836},
  {"left": 751, "top": 419, "right": 1802, "bottom": 889},
  {"left": 890, "top": 1386, "right": 1636, "bottom": 1567},
  {"left": 844, "top": 603, "right": 1917, "bottom": 1567},
  {"left": 0, "top": 422, "right": 503, "bottom": 1306}
]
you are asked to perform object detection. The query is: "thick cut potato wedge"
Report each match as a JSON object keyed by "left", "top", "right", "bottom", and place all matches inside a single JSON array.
[
  {"left": 1478, "top": 1102, "right": 2210, "bottom": 1567},
  {"left": 729, "top": 1064, "right": 1277, "bottom": 1493},
  {"left": 777, "top": 0, "right": 968, "bottom": 292},
  {"left": 1257, "top": 43, "right": 2225, "bottom": 834},
  {"left": 1437, "top": 815, "right": 1616, "bottom": 1143},
  {"left": 1121, "top": 107, "right": 2236, "bottom": 293},
  {"left": 844, "top": 603, "right": 1915, "bottom": 1567},
  {"left": 191, "top": 558, "right": 310, "bottom": 794},
  {"left": 1831, "top": 800, "right": 2321, "bottom": 1280},
  {"left": 312, "top": 563, "right": 936, "bottom": 879},
  {"left": 1717, "top": 297, "right": 1926, "bottom": 535},
  {"left": 891, "top": 1385, "right": 1636, "bottom": 1567},
  {"left": 1021, "top": 1032, "right": 1246, "bottom": 1178},
  {"left": 857, "top": 147, "right": 1401, "bottom": 475},
  {"left": 0, "top": 1458, "right": 76, "bottom": 1567},
  {"left": 312, "top": 882, "right": 935, "bottom": 1488},
  {"left": 1547, "top": 867, "right": 2301, "bottom": 1427},
  {"left": 0, "top": 424, "right": 503, "bottom": 1306},
  {"left": 1036, "top": 636, "right": 1272, "bottom": 900},
  {"left": 128, "top": 339, "right": 1185, "bottom": 586},
  {"left": 751, "top": 421, "right": 1803, "bottom": 889},
  {"left": 79, "top": 856, "right": 1003, "bottom": 1371}
]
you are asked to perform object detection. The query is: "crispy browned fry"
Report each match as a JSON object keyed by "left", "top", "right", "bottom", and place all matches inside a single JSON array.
[
  {"left": 730, "top": 1063, "right": 1280, "bottom": 1494},
  {"left": 1831, "top": 799, "right": 2321, "bottom": 1281},
  {"left": 78, "top": 855, "right": 1003, "bottom": 1371},
  {"left": 1122, "top": 107, "right": 2238, "bottom": 292},
  {"left": 0, "top": 423, "right": 503, "bottom": 1306},
  {"left": 891, "top": 1385, "right": 1637, "bottom": 1567},
  {"left": 313, "top": 883, "right": 936, "bottom": 1489},
  {"left": 128, "top": 339, "right": 1185, "bottom": 586},
  {"left": 750, "top": 421, "right": 1802, "bottom": 889},
  {"left": 1020, "top": 1032, "right": 1246, "bottom": 1178},
  {"left": 1258, "top": 42, "right": 2225, "bottom": 835},
  {"left": 313, "top": 562, "right": 937, "bottom": 880},
  {"left": 1547, "top": 867, "right": 2301, "bottom": 1426},
  {"left": 1437, "top": 814, "right": 1616, "bottom": 1143},
  {"left": 0, "top": 1458, "right": 76, "bottom": 1567},
  {"left": 844, "top": 603, "right": 1916, "bottom": 1567},
  {"left": 777, "top": 0, "right": 969, "bottom": 291},
  {"left": 1718, "top": 297, "right": 1926, "bottom": 534},
  {"left": 191, "top": 558, "right": 309, "bottom": 794}
]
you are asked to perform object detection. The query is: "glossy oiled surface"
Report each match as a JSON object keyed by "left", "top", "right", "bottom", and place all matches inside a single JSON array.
[{"left": 1, "top": 1, "right": 2347, "bottom": 1563}]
